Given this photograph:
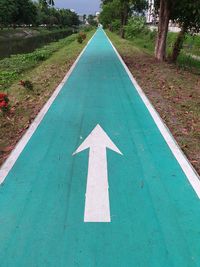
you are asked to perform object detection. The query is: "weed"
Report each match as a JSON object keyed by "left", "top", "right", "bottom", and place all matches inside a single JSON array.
[{"left": 20, "top": 80, "right": 33, "bottom": 90}]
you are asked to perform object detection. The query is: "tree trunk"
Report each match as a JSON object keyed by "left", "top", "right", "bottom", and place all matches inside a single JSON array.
[
  {"left": 120, "top": 18, "right": 126, "bottom": 38},
  {"left": 155, "top": 0, "right": 170, "bottom": 61},
  {"left": 120, "top": 2, "right": 129, "bottom": 39},
  {"left": 171, "top": 26, "right": 186, "bottom": 62}
]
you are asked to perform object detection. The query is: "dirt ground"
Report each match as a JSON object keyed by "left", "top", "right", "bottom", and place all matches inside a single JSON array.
[{"left": 108, "top": 32, "right": 200, "bottom": 175}]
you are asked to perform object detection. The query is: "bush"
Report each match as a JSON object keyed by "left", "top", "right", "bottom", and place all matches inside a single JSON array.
[
  {"left": 77, "top": 34, "right": 83, "bottom": 43},
  {"left": 77, "top": 32, "right": 87, "bottom": 43},
  {"left": 79, "top": 32, "right": 86, "bottom": 40},
  {"left": 149, "top": 29, "right": 157, "bottom": 40},
  {"left": 125, "top": 16, "right": 148, "bottom": 39},
  {"left": 82, "top": 25, "right": 94, "bottom": 32},
  {"left": 112, "top": 19, "right": 121, "bottom": 33}
]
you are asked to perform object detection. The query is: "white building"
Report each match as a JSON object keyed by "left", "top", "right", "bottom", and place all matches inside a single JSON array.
[
  {"left": 146, "top": 0, "right": 180, "bottom": 31},
  {"left": 146, "top": 0, "right": 155, "bottom": 24}
]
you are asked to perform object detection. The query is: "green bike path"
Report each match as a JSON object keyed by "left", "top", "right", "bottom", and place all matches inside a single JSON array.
[{"left": 0, "top": 28, "right": 200, "bottom": 266}]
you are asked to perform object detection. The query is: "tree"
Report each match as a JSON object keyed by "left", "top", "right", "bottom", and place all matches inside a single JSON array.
[
  {"left": 0, "top": 0, "right": 37, "bottom": 27},
  {"left": 99, "top": 0, "right": 121, "bottom": 30},
  {"left": 13, "top": 0, "right": 37, "bottom": 25},
  {"left": 36, "top": 5, "right": 79, "bottom": 28},
  {"left": 171, "top": 0, "right": 200, "bottom": 62},
  {"left": 154, "top": 0, "right": 177, "bottom": 61},
  {"left": 154, "top": 0, "right": 200, "bottom": 62},
  {"left": 0, "top": 0, "right": 80, "bottom": 29},
  {"left": 100, "top": 0, "right": 147, "bottom": 38},
  {"left": 0, "top": 0, "right": 17, "bottom": 27},
  {"left": 87, "top": 14, "right": 98, "bottom": 26}
]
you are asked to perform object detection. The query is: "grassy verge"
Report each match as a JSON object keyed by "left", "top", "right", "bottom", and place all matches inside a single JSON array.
[
  {"left": 0, "top": 30, "right": 95, "bottom": 165},
  {"left": 0, "top": 32, "right": 76, "bottom": 89},
  {"left": 107, "top": 30, "right": 200, "bottom": 175},
  {"left": 122, "top": 29, "right": 200, "bottom": 73}
]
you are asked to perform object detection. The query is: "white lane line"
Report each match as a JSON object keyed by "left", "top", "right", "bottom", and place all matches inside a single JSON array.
[
  {"left": 104, "top": 30, "right": 200, "bottom": 199},
  {"left": 0, "top": 31, "right": 97, "bottom": 184},
  {"left": 73, "top": 124, "right": 122, "bottom": 223}
]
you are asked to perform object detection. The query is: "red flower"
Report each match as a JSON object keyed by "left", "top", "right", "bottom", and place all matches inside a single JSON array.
[
  {"left": 0, "top": 101, "right": 7, "bottom": 108},
  {"left": 0, "top": 93, "right": 9, "bottom": 112},
  {"left": 0, "top": 93, "right": 7, "bottom": 100}
]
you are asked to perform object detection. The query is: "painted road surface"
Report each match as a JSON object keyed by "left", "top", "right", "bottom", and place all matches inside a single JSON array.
[{"left": 0, "top": 28, "right": 200, "bottom": 266}]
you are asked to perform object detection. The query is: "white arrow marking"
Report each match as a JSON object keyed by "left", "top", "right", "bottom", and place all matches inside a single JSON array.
[{"left": 73, "top": 124, "right": 122, "bottom": 223}]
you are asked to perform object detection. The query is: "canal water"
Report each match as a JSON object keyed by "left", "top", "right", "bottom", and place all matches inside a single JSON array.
[{"left": 0, "top": 29, "right": 74, "bottom": 59}]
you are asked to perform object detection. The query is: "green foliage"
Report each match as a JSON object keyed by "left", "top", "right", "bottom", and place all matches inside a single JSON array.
[
  {"left": 149, "top": 29, "right": 157, "bottom": 40},
  {"left": 0, "top": 71, "right": 18, "bottom": 87},
  {"left": 169, "top": 0, "right": 200, "bottom": 33},
  {"left": 87, "top": 15, "right": 98, "bottom": 27},
  {"left": 34, "top": 5, "right": 80, "bottom": 28},
  {"left": 99, "top": 0, "right": 121, "bottom": 28},
  {"left": 0, "top": 0, "right": 80, "bottom": 28},
  {"left": 99, "top": 0, "right": 147, "bottom": 38},
  {"left": 124, "top": 16, "right": 147, "bottom": 39},
  {"left": 77, "top": 35, "right": 83, "bottom": 44},
  {"left": 112, "top": 19, "right": 121, "bottom": 32},
  {"left": 0, "top": 0, "right": 37, "bottom": 27},
  {"left": 82, "top": 25, "right": 95, "bottom": 32},
  {"left": 0, "top": 0, "right": 17, "bottom": 27},
  {"left": 167, "top": 32, "right": 200, "bottom": 57},
  {"left": 177, "top": 53, "right": 200, "bottom": 73}
]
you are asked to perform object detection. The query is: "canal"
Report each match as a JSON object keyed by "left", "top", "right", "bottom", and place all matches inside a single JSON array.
[{"left": 0, "top": 29, "right": 74, "bottom": 59}]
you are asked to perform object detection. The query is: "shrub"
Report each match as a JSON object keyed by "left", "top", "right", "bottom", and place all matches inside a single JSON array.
[
  {"left": 0, "top": 93, "right": 9, "bottom": 113},
  {"left": 83, "top": 25, "right": 94, "bottom": 32},
  {"left": 125, "top": 16, "right": 148, "bottom": 39},
  {"left": 77, "top": 32, "right": 87, "bottom": 44},
  {"left": 80, "top": 32, "right": 86, "bottom": 40},
  {"left": 112, "top": 19, "right": 121, "bottom": 33},
  {"left": 149, "top": 29, "right": 157, "bottom": 40},
  {"left": 77, "top": 34, "right": 83, "bottom": 43}
]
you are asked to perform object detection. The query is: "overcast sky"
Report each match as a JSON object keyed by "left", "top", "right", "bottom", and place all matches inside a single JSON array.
[{"left": 55, "top": 0, "right": 101, "bottom": 15}]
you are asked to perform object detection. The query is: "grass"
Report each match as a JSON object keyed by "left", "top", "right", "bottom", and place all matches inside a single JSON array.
[
  {"left": 167, "top": 32, "right": 200, "bottom": 57},
  {"left": 107, "top": 30, "right": 200, "bottom": 175},
  {"left": 0, "top": 29, "right": 95, "bottom": 165},
  {"left": 122, "top": 28, "right": 200, "bottom": 73}
]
